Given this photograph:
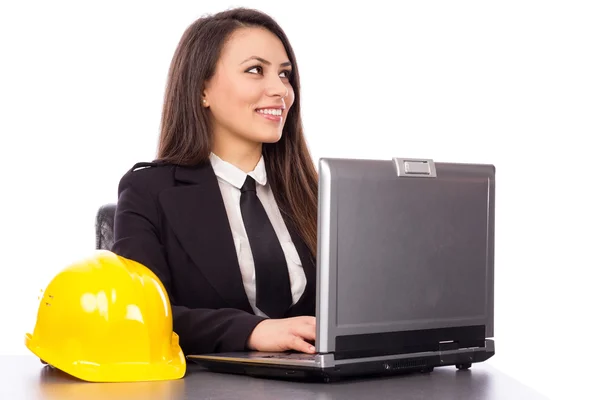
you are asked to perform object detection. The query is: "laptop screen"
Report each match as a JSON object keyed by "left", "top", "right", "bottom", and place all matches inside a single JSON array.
[{"left": 317, "top": 159, "right": 494, "bottom": 353}]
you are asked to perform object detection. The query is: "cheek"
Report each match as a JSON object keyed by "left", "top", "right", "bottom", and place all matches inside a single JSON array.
[
  {"left": 213, "top": 77, "right": 258, "bottom": 116},
  {"left": 233, "top": 87, "right": 258, "bottom": 111},
  {"left": 228, "top": 80, "right": 263, "bottom": 111}
]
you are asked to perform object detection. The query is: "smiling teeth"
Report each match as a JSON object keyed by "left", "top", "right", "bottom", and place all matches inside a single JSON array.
[{"left": 257, "top": 109, "right": 282, "bottom": 116}]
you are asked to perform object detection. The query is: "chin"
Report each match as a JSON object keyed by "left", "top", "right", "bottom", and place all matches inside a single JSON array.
[{"left": 255, "top": 131, "right": 283, "bottom": 144}]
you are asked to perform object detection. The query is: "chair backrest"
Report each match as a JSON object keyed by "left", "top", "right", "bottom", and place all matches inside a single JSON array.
[{"left": 96, "top": 204, "right": 117, "bottom": 250}]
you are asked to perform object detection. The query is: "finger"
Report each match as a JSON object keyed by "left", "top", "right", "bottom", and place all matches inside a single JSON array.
[
  {"left": 290, "top": 335, "right": 316, "bottom": 354},
  {"left": 291, "top": 323, "right": 316, "bottom": 341},
  {"left": 295, "top": 316, "right": 316, "bottom": 326}
]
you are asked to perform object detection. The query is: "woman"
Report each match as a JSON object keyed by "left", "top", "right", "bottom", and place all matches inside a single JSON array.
[{"left": 111, "top": 7, "right": 318, "bottom": 356}]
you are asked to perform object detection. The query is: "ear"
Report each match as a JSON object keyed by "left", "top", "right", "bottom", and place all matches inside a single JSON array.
[
  {"left": 201, "top": 83, "right": 211, "bottom": 108},
  {"left": 201, "top": 78, "right": 214, "bottom": 108},
  {"left": 201, "top": 89, "right": 210, "bottom": 108}
]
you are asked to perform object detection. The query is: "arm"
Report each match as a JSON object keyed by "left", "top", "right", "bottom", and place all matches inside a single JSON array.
[{"left": 111, "top": 169, "right": 266, "bottom": 355}]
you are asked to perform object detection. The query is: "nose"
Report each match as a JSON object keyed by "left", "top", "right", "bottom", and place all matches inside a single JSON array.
[{"left": 265, "top": 73, "right": 289, "bottom": 99}]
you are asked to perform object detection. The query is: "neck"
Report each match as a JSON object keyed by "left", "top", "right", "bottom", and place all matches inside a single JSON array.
[{"left": 212, "top": 134, "right": 263, "bottom": 173}]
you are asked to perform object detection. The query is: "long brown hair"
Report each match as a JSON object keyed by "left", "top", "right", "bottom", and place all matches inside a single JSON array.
[{"left": 156, "top": 8, "right": 318, "bottom": 258}]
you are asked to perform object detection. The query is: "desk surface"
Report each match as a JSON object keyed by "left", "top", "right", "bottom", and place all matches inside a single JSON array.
[{"left": 0, "top": 356, "right": 548, "bottom": 400}]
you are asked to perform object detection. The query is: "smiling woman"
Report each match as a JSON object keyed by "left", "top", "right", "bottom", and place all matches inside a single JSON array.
[{"left": 111, "top": 7, "right": 320, "bottom": 357}]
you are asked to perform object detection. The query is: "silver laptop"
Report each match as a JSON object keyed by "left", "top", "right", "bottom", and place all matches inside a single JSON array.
[{"left": 187, "top": 157, "right": 496, "bottom": 382}]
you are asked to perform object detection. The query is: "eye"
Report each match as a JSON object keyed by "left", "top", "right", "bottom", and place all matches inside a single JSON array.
[
  {"left": 280, "top": 70, "right": 292, "bottom": 79},
  {"left": 246, "top": 65, "right": 263, "bottom": 75}
]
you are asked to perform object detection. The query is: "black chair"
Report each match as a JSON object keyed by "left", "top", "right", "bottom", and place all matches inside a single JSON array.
[{"left": 95, "top": 204, "right": 117, "bottom": 250}]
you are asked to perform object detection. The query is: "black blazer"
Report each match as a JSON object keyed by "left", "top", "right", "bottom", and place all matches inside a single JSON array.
[{"left": 111, "top": 160, "right": 316, "bottom": 355}]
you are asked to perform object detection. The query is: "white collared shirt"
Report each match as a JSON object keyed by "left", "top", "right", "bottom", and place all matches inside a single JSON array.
[{"left": 209, "top": 152, "right": 307, "bottom": 317}]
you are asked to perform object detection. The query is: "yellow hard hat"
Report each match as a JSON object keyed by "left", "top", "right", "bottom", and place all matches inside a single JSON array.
[{"left": 25, "top": 250, "right": 186, "bottom": 382}]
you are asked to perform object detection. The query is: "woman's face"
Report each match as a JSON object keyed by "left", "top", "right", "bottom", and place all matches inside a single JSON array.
[{"left": 204, "top": 27, "right": 295, "bottom": 148}]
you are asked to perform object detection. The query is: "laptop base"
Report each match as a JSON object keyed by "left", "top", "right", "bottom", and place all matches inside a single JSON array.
[{"left": 188, "top": 342, "right": 495, "bottom": 383}]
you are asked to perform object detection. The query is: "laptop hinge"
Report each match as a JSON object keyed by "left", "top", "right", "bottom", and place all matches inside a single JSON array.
[{"left": 334, "top": 325, "right": 486, "bottom": 360}]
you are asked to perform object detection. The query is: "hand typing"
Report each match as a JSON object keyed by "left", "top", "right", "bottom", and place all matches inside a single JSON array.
[{"left": 246, "top": 316, "right": 317, "bottom": 354}]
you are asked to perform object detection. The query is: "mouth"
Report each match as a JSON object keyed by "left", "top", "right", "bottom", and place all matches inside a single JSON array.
[{"left": 255, "top": 108, "right": 283, "bottom": 122}]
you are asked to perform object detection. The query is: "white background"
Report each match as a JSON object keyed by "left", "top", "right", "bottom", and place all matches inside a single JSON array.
[{"left": 1, "top": 1, "right": 598, "bottom": 399}]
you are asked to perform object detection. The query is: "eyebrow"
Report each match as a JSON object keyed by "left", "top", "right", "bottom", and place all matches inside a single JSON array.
[{"left": 240, "top": 56, "right": 292, "bottom": 68}]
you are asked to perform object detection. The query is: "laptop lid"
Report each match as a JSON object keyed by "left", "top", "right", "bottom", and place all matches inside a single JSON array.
[{"left": 315, "top": 157, "right": 495, "bottom": 359}]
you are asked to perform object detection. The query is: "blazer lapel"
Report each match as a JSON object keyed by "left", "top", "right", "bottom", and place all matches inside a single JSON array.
[{"left": 158, "top": 162, "right": 253, "bottom": 313}]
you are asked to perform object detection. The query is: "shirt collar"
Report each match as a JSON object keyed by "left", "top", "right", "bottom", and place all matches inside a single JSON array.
[{"left": 209, "top": 152, "right": 268, "bottom": 189}]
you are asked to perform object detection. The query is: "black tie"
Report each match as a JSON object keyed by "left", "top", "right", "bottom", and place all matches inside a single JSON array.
[{"left": 240, "top": 175, "right": 292, "bottom": 318}]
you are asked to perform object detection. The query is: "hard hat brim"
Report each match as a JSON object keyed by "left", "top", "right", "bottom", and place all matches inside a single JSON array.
[{"left": 25, "top": 333, "right": 186, "bottom": 382}]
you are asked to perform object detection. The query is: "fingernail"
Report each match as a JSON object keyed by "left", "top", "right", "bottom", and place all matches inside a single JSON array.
[{"left": 310, "top": 346, "right": 316, "bottom": 352}]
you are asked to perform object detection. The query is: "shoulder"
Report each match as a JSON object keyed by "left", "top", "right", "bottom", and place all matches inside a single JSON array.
[{"left": 117, "top": 160, "right": 177, "bottom": 195}]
